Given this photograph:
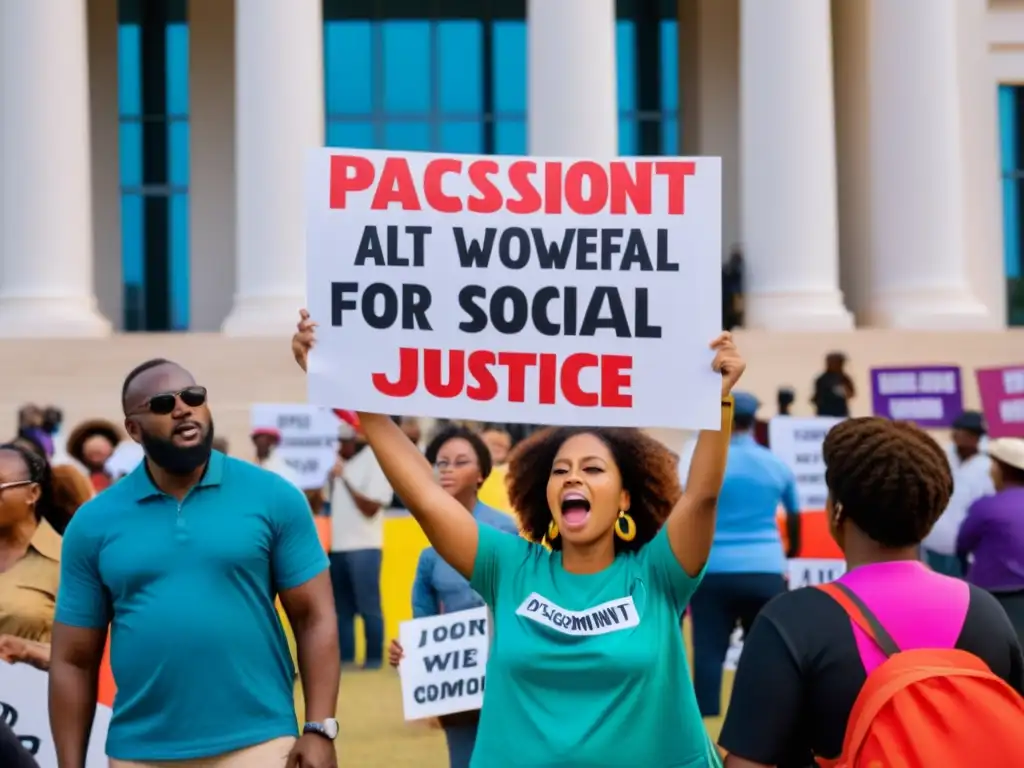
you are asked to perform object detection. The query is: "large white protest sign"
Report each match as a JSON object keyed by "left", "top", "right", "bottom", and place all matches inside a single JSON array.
[
  {"left": 305, "top": 149, "right": 722, "bottom": 429},
  {"left": 0, "top": 663, "right": 110, "bottom": 767},
  {"left": 250, "top": 404, "right": 339, "bottom": 490},
  {"left": 398, "top": 607, "right": 488, "bottom": 720}
]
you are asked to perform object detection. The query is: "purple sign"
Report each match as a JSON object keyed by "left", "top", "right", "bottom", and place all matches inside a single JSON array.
[
  {"left": 976, "top": 366, "right": 1024, "bottom": 438},
  {"left": 870, "top": 366, "right": 964, "bottom": 428}
]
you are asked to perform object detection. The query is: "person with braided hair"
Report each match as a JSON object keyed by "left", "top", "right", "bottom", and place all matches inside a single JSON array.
[{"left": 719, "top": 417, "right": 1024, "bottom": 768}]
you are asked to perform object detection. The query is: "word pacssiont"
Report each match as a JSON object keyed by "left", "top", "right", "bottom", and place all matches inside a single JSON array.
[{"left": 328, "top": 154, "right": 698, "bottom": 216}]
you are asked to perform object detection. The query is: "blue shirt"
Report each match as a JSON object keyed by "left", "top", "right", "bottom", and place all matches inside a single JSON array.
[
  {"left": 56, "top": 451, "right": 329, "bottom": 761},
  {"left": 706, "top": 434, "right": 798, "bottom": 574},
  {"left": 412, "top": 501, "right": 519, "bottom": 618}
]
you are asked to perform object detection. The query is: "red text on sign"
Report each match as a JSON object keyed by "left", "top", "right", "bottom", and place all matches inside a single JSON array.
[
  {"left": 371, "top": 348, "right": 633, "bottom": 408},
  {"left": 329, "top": 155, "right": 696, "bottom": 216}
]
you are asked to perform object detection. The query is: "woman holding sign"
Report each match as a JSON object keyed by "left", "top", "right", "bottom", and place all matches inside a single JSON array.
[
  {"left": 293, "top": 311, "right": 744, "bottom": 767},
  {"left": 388, "top": 425, "right": 518, "bottom": 768}
]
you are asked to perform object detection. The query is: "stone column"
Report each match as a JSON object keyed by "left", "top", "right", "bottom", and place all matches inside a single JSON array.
[
  {"left": 222, "top": 0, "right": 323, "bottom": 335},
  {"left": 739, "top": 0, "right": 853, "bottom": 330},
  {"left": 0, "top": 0, "right": 111, "bottom": 337},
  {"left": 865, "top": 0, "right": 995, "bottom": 329},
  {"left": 527, "top": 0, "right": 618, "bottom": 156}
]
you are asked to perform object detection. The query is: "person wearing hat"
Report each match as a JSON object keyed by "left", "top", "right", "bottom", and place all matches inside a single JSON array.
[
  {"left": 65, "top": 419, "right": 123, "bottom": 493},
  {"left": 323, "top": 419, "right": 393, "bottom": 669},
  {"left": 251, "top": 427, "right": 301, "bottom": 489},
  {"left": 687, "top": 391, "right": 802, "bottom": 718},
  {"left": 957, "top": 437, "right": 1024, "bottom": 641},
  {"left": 922, "top": 410, "right": 994, "bottom": 577}
]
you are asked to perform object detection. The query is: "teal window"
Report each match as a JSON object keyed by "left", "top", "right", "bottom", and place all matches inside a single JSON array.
[
  {"left": 118, "top": 0, "right": 190, "bottom": 331},
  {"left": 999, "top": 85, "right": 1024, "bottom": 325},
  {"left": 323, "top": 0, "right": 680, "bottom": 156}
]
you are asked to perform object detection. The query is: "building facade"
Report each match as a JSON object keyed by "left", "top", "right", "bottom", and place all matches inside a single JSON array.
[{"left": 1, "top": 0, "right": 1023, "bottom": 337}]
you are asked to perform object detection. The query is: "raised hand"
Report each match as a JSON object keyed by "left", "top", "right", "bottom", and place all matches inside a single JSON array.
[
  {"left": 293, "top": 309, "right": 318, "bottom": 373},
  {"left": 710, "top": 332, "right": 746, "bottom": 397}
]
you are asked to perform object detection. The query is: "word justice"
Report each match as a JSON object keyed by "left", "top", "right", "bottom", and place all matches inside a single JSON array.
[
  {"left": 329, "top": 154, "right": 697, "bottom": 216},
  {"left": 371, "top": 348, "right": 633, "bottom": 408}
]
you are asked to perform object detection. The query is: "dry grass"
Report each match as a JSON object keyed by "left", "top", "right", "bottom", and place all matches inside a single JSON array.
[{"left": 297, "top": 651, "right": 733, "bottom": 765}]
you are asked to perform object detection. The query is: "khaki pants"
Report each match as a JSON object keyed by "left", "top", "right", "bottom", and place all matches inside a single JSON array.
[{"left": 109, "top": 736, "right": 295, "bottom": 768}]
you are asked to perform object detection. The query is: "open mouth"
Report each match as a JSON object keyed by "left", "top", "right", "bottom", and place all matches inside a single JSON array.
[
  {"left": 173, "top": 422, "right": 201, "bottom": 442},
  {"left": 560, "top": 491, "right": 591, "bottom": 529}
]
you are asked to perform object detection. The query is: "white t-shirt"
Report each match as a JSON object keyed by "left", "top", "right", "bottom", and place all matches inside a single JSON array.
[
  {"left": 329, "top": 448, "right": 393, "bottom": 552},
  {"left": 923, "top": 446, "right": 995, "bottom": 555},
  {"left": 260, "top": 451, "right": 303, "bottom": 489}
]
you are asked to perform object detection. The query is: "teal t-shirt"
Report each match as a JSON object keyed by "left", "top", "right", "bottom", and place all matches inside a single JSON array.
[
  {"left": 55, "top": 452, "right": 329, "bottom": 761},
  {"left": 470, "top": 522, "right": 722, "bottom": 767}
]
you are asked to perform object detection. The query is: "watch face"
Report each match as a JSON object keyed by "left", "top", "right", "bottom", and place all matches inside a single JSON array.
[{"left": 323, "top": 718, "right": 339, "bottom": 740}]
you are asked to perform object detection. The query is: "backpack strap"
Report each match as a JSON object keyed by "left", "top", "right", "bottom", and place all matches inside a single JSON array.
[{"left": 817, "top": 582, "right": 901, "bottom": 658}]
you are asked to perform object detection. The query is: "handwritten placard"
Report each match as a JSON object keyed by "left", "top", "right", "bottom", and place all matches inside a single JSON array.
[{"left": 398, "top": 606, "right": 489, "bottom": 720}]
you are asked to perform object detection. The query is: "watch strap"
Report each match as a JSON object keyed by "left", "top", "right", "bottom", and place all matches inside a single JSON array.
[{"left": 303, "top": 721, "right": 335, "bottom": 741}]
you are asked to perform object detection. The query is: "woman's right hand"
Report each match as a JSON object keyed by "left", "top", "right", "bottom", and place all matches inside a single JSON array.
[
  {"left": 388, "top": 639, "right": 405, "bottom": 668},
  {"left": 292, "top": 309, "right": 318, "bottom": 372}
]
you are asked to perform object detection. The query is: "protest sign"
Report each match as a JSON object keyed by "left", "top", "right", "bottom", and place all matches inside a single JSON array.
[
  {"left": 976, "top": 366, "right": 1024, "bottom": 438},
  {"left": 104, "top": 441, "right": 144, "bottom": 481},
  {"left": 398, "top": 607, "right": 488, "bottom": 720},
  {"left": 0, "top": 662, "right": 110, "bottom": 767},
  {"left": 304, "top": 149, "right": 722, "bottom": 429},
  {"left": 787, "top": 558, "right": 846, "bottom": 589},
  {"left": 870, "top": 365, "right": 963, "bottom": 428},
  {"left": 769, "top": 416, "right": 845, "bottom": 564},
  {"left": 250, "top": 404, "right": 340, "bottom": 489},
  {"left": 768, "top": 417, "right": 843, "bottom": 510}
]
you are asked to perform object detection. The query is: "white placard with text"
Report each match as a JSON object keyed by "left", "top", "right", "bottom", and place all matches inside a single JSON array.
[
  {"left": 398, "top": 607, "right": 489, "bottom": 721},
  {"left": 787, "top": 558, "right": 847, "bottom": 589},
  {"left": 768, "top": 417, "right": 844, "bottom": 510},
  {"left": 0, "top": 663, "right": 110, "bottom": 767},
  {"left": 250, "top": 403, "right": 340, "bottom": 490},
  {"left": 305, "top": 148, "right": 722, "bottom": 429}
]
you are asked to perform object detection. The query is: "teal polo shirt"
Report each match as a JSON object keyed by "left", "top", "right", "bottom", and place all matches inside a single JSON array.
[{"left": 56, "top": 451, "right": 329, "bottom": 761}]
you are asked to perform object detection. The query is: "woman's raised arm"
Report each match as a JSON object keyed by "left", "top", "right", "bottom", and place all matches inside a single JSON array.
[
  {"left": 663, "top": 332, "right": 745, "bottom": 576},
  {"left": 292, "top": 310, "right": 479, "bottom": 577}
]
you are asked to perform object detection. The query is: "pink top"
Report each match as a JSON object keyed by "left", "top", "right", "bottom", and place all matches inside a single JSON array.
[{"left": 837, "top": 560, "right": 970, "bottom": 673}]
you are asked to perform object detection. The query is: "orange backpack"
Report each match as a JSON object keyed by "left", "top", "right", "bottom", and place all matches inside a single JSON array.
[{"left": 815, "top": 582, "right": 1024, "bottom": 768}]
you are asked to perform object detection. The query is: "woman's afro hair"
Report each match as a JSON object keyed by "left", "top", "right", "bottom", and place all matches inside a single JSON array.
[{"left": 506, "top": 426, "right": 682, "bottom": 552}]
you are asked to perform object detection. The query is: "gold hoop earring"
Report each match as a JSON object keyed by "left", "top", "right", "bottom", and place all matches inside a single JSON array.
[
  {"left": 615, "top": 510, "right": 636, "bottom": 542},
  {"left": 547, "top": 519, "right": 559, "bottom": 541}
]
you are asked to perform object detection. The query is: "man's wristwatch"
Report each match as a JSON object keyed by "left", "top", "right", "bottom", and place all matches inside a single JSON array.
[{"left": 304, "top": 718, "right": 339, "bottom": 741}]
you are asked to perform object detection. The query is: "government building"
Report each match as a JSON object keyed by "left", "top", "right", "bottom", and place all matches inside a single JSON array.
[
  {"left": 2, "top": 1, "right": 1023, "bottom": 445},
  {"left": 2, "top": 0, "right": 1023, "bottom": 337}
]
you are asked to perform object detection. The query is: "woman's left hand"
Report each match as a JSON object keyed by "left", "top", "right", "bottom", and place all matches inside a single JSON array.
[
  {"left": 710, "top": 332, "right": 746, "bottom": 396},
  {"left": 0, "top": 635, "right": 49, "bottom": 670}
]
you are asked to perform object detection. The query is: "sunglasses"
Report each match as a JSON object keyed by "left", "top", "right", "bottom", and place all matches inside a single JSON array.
[{"left": 136, "top": 386, "right": 208, "bottom": 416}]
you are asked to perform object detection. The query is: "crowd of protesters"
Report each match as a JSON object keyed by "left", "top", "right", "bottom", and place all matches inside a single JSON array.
[{"left": 2, "top": 336, "right": 1024, "bottom": 766}]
